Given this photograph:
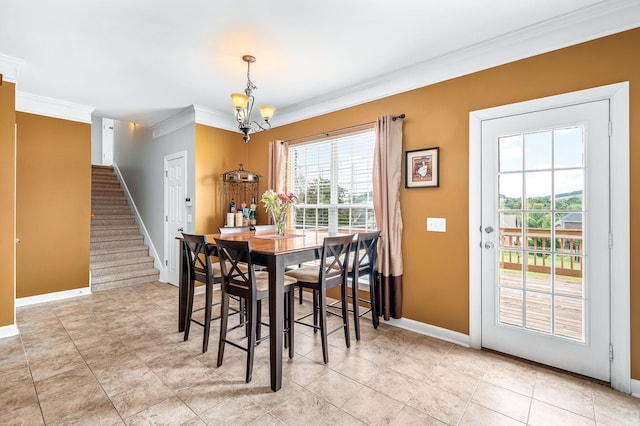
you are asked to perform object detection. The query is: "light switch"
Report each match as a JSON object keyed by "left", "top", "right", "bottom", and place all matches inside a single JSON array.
[{"left": 426, "top": 217, "right": 446, "bottom": 232}]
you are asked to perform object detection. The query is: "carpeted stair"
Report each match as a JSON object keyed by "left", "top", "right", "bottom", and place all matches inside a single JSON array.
[{"left": 90, "top": 165, "right": 159, "bottom": 291}]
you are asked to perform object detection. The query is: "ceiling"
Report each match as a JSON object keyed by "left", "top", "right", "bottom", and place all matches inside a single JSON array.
[{"left": 1, "top": 0, "right": 638, "bottom": 131}]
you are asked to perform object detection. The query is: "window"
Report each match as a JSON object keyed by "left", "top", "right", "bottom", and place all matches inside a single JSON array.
[{"left": 288, "top": 130, "right": 376, "bottom": 232}]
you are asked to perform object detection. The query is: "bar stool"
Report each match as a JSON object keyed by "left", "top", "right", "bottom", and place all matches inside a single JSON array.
[
  {"left": 349, "top": 231, "right": 381, "bottom": 340},
  {"left": 285, "top": 234, "right": 354, "bottom": 364},
  {"left": 215, "top": 238, "right": 297, "bottom": 383}
]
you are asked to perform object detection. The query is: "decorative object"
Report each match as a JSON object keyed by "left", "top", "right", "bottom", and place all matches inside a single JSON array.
[
  {"left": 261, "top": 190, "right": 297, "bottom": 237},
  {"left": 231, "top": 55, "right": 275, "bottom": 143},
  {"left": 405, "top": 147, "right": 439, "bottom": 188},
  {"left": 221, "top": 164, "right": 260, "bottom": 228}
]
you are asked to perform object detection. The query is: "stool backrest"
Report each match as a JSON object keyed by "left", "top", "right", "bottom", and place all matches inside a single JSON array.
[
  {"left": 214, "top": 238, "right": 256, "bottom": 296},
  {"left": 353, "top": 231, "right": 381, "bottom": 277},
  {"left": 182, "top": 233, "right": 213, "bottom": 284},
  {"left": 320, "top": 235, "right": 354, "bottom": 289}
]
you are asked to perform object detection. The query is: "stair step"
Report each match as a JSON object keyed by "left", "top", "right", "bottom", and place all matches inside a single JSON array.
[
  {"left": 90, "top": 245, "right": 150, "bottom": 260},
  {"left": 90, "top": 236, "right": 144, "bottom": 250},
  {"left": 91, "top": 268, "right": 159, "bottom": 285},
  {"left": 91, "top": 217, "right": 136, "bottom": 226},
  {"left": 91, "top": 257, "right": 155, "bottom": 277},
  {"left": 91, "top": 273, "right": 160, "bottom": 292},
  {"left": 91, "top": 225, "right": 140, "bottom": 237},
  {"left": 91, "top": 206, "right": 132, "bottom": 215}
]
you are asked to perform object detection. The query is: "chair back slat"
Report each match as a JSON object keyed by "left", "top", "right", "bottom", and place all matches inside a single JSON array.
[
  {"left": 215, "top": 238, "right": 256, "bottom": 297},
  {"left": 320, "top": 235, "right": 354, "bottom": 288},
  {"left": 353, "top": 231, "right": 381, "bottom": 275},
  {"left": 182, "top": 233, "right": 213, "bottom": 284}
]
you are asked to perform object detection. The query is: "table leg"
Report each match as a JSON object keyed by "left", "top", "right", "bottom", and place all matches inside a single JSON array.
[
  {"left": 268, "top": 255, "right": 284, "bottom": 391},
  {"left": 178, "top": 241, "right": 188, "bottom": 332}
]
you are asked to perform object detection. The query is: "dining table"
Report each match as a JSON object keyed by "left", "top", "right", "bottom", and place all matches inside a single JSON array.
[{"left": 177, "top": 229, "right": 336, "bottom": 392}]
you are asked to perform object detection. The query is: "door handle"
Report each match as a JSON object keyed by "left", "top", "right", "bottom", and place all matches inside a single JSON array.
[
  {"left": 484, "top": 242, "right": 494, "bottom": 249},
  {"left": 484, "top": 226, "right": 494, "bottom": 233}
]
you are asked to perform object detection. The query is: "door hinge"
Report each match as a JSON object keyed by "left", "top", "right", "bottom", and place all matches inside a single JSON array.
[
  {"left": 609, "top": 344, "right": 614, "bottom": 361},
  {"left": 608, "top": 233, "right": 613, "bottom": 248},
  {"left": 165, "top": 170, "right": 168, "bottom": 177},
  {"left": 608, "top": 121, "right": 613, "bottom": 137},
  {"left": 165, "top": 259, "right": 168, "bottom": 266},
  {"left": 165, "top": 216, "right": 168, "bottom": 222}
]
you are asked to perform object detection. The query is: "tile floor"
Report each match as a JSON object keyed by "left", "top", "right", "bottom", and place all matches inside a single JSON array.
[{"left": 1, "top": 281, "right": 638, "bottom": 425}]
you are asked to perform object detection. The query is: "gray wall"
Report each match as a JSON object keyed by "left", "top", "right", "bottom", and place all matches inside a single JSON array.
[{"left": 113, "top": 120, "right": 196, "bottom": 265}]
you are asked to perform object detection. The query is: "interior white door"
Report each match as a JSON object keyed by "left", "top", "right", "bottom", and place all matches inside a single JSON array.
[
  {"left": 481, "top": 100, "right": 610, "bottom": 381},
  {"left": 102, "top": 118, "right": 114, "bottom": 166},
  {"left": 165, "top": 152, "right": 187, "bottom": 286}
]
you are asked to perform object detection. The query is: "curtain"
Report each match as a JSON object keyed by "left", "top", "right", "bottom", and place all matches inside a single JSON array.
[
  {"left": 268, "top": 140, "right": 289, "bottom": 224},
  {"left": 268, "top": 140, "right": 288, "bottom": 194},
  {"left": 373, "top": 115, "right": 404, "bottom": 320}
]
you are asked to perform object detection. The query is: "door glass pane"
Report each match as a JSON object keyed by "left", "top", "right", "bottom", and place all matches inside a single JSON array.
[
  {"left": 554, "top": 126, "right": 583, "bottom": 168},
  {"left": 555, "top": 170, "right": 583, "bottom": 210},
  {"left": 525, "top": 254, "right": 551, "bottom": 292},
  {"left": 555, "top": 296, "right": 584, "bottom": 340},
  {"left": 525, "top": 171, "right": 552, "bottom": 209},
  {"left": 499, "top": 135, "right": 522, "bottom": 172},
  {"left": 555, "top": 258, "right": 583, "bottom": 297},
  {"left": 500, "top": 250, "right": 523, "bottom": 289},
  {"left": 525, "top": 213, "right": 551, "bottom": 252},
  {"left": 499, "top": 287, "right": 523, "bottom": 327},
  {"left": 524, "top": 131, "right": 552, "bottom": 170},
  {"left": 525, "top": 291, "right": 552, "bottom": 333},
  {"left": 499, "top": 173, "right": 522, "bottom": 209}
]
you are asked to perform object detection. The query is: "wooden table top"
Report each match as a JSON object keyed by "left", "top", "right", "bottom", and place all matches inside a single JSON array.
[{"left": 205, "top": 229, "right": 346, "bottom": 255}]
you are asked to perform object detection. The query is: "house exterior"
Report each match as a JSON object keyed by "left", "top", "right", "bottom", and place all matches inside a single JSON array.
[{"left": 1, "top": 26, "right": 639, "bottom": 392}]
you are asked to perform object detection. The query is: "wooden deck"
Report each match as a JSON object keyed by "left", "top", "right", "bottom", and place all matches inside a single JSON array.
[{"left": 497, "top": 270, "right": 584, "bottom": 341}]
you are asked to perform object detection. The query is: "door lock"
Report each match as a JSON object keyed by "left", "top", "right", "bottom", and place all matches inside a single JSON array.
[
  {"left": 484, "top": 242, "right": 494, "bottom": 249},
  {"left": 484, "top": 226, "right": 494, "bottom": 233}
]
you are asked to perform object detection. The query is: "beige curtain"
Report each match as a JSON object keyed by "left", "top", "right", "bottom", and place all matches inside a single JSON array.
[
  {"left": 268, "top": 140, "right": 289, "bottom": 193},
  {"left": 373, "top": 115, "right": 403, "bottom": 320},
  {"left": 267, "top": 140, "right": 289, "bottom": 224}
]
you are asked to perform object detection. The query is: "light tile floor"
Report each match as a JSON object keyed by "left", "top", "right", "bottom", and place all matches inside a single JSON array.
[{"left": 1, "top": 281, "right": 638, "bottom": 425}]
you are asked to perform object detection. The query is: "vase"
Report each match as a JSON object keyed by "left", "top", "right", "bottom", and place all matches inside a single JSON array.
[{"left": 272, "top": 212, "right": 287, "bottom": 237}]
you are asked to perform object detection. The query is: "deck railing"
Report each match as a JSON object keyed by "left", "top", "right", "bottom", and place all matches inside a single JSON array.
[{"left": 499, "top": 227, "right": 583, "bottom": 278}]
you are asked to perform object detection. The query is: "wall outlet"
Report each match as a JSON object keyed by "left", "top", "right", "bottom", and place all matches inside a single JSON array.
[{"left": 427, "top": 217, "right": 446, "bottom": 232}]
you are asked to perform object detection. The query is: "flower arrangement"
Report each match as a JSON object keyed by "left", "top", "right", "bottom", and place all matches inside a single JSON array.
[{"left": 261, "top": 190, "right": 297, "bottom": 236}]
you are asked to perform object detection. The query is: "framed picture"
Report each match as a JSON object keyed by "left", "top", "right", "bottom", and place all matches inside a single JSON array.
[{"left": 405, "top": 147, "right": 439, "bottom": 188}]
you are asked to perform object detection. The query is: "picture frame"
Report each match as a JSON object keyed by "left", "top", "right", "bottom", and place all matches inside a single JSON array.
[{"left": 405, "top": 147, "right": 439, "bottom": 188}]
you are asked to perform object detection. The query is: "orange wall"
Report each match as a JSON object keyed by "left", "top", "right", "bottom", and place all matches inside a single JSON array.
[
  {"left": 15, "top": 113, "right": 91, "bottom": 297},
  {"left": 0, "top": 82, "right": 15, "bottom": 326},
  {"left": 246, "top": 28, "right": 640, "bottom": 378},
  {"left": 195, "top": 124, "right": 248, "bottom": 234}
]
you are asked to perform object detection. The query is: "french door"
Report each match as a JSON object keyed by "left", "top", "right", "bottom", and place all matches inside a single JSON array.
[{"left": 480, "top": 100, "right": 611, "bottom": 381}]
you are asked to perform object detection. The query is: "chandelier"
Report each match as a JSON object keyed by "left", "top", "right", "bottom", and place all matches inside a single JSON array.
[{"left": 230, "top": 55, "right": 275, "bottom": 143}]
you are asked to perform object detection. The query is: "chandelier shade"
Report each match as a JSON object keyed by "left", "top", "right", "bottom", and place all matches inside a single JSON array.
[{"left": 230, "top": 55, "right": 275, "bottom": 143}]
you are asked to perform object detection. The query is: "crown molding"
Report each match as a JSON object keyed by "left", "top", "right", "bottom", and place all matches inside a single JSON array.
[
  {"left": 0, "top": 53, "right": 23, "bottom": 83},
  {"left": 193, "top": 104, "right": 237, "bottom": 132},
  {"left": 16, "top": 92, "right": 94, "bottom": 123},
  {"left": 274, "top": 0, "right": 640, "bottom": 126},
  {"left": 151, "top": 106, "right": 195, "bottom": 139}
]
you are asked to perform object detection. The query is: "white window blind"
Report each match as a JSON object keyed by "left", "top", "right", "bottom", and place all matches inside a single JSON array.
[{"left": 288, "top": 129, "right": 376, "bottom": 233}]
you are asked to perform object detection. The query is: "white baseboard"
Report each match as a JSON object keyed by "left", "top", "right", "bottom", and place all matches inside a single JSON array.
[
  {"left": 0, "top": 324, "right": 19, "bottom": 339},
  {"left": 386, "top": 317, "right": 471, "bottom": 348},
  {"left": 632, "top": 379, "right": 640, "bottom": 398},
  {"left": 112, "top": 163, "right": 166, "bottom": 282},
  {"left": 16, "top": 286, "right": 91, "bottom": 307}
]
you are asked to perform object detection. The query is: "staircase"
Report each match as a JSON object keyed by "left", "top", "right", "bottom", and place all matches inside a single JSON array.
[{"left": 90, "top": 165, "right": 159, "bottom": 291}]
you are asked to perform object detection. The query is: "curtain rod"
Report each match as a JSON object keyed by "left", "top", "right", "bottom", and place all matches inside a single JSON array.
[{"left": 283, "top": 113, "right": 405, "bottom": 144}]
